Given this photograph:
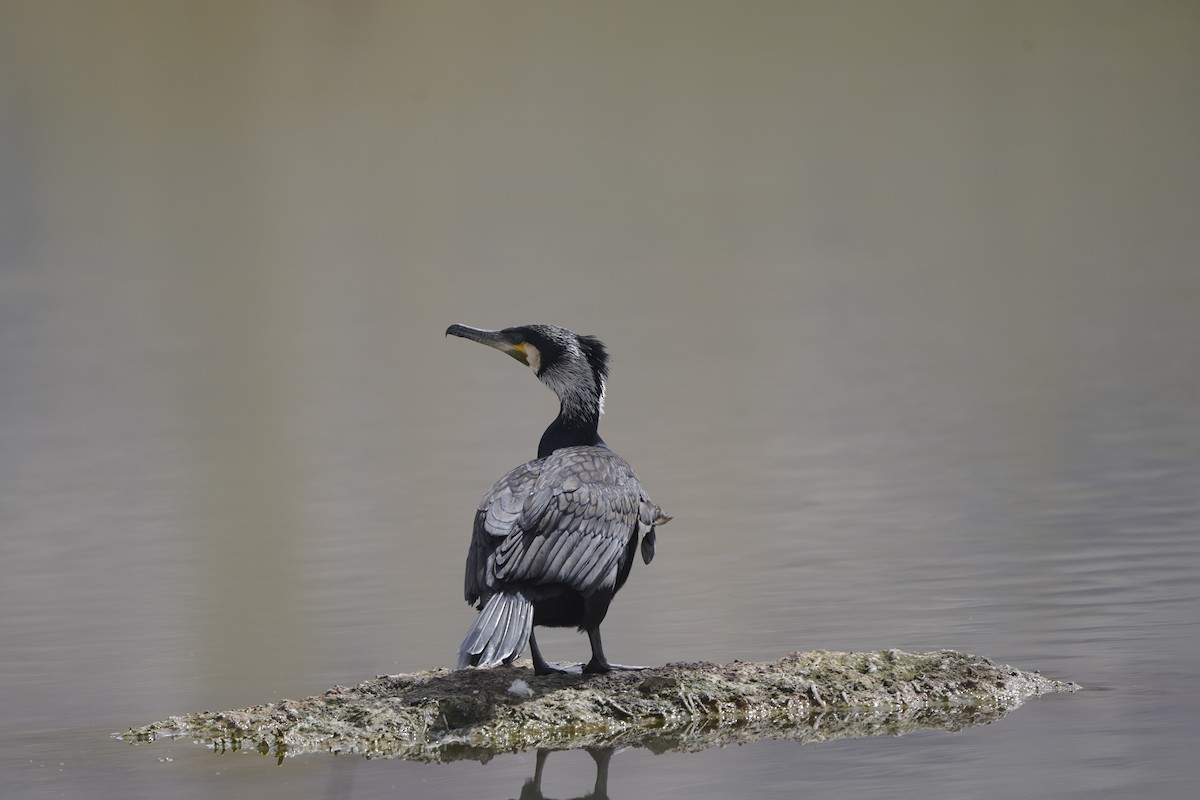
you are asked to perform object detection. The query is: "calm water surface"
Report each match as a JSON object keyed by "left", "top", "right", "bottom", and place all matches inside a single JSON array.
[{"left": 2, "top": 2, "right": 1198, "bottom": 798}]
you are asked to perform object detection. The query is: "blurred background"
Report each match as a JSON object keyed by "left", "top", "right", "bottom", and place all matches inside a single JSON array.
[{"left": 1, "top": 1, "right": 1197, "bottom": 798}]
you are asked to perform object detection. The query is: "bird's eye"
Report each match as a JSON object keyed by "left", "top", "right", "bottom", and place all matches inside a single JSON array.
[{"left": 512, "top": 332, "right": 525, "bottom": 344}]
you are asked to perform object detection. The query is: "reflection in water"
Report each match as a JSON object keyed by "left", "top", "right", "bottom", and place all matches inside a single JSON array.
[{"left": 517, "top": 749, "right": 612, "bottom": 800}]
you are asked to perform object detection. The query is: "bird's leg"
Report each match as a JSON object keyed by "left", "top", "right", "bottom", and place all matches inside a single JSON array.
[
  {"left": 529, "top": 631, "right": 573, "bottom": 676},
  {"left": 583, "top": 626, "right": 648, "bottom": 673}
]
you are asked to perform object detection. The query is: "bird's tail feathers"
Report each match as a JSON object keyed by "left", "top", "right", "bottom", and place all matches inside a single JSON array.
[{"left": 457, "top": 591, "right": 534, "bottom": 669}]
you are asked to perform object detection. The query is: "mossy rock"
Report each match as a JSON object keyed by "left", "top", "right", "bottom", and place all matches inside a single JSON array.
[{"left": 119, "top": 649, "right": 1078, "bottom": 762}]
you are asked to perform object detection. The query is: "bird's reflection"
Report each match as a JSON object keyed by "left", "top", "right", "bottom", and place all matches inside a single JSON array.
[{"left": 516, "top": 748, "right": 613, "bottom": 800}]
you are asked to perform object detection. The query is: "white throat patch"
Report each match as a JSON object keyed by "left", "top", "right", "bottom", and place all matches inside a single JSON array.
[{"left": 524, "top": 343, "right": 542, "bottom": 375}]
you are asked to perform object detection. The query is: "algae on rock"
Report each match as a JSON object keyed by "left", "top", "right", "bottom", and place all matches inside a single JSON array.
[{"left": 121, "top": 649, "right": 1078, "bottom": 762}]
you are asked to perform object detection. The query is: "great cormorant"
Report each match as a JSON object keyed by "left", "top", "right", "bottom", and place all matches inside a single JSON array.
[{"left": 446, "top": 323, "right": 670, "bottom": 675}]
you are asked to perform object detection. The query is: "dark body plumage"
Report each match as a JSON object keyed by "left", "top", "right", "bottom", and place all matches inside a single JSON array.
[{"left": 446, "top": 323, "right": 669, "bottom": 675}]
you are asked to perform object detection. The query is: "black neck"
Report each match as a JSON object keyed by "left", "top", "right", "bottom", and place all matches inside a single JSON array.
[{"left": 538, "top": 409, "right": 604, "bottom": 459}]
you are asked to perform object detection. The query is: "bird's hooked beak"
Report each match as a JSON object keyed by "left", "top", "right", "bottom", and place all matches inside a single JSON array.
[{"left": 445, "top": 324, "right": 530, "bottom": 366}]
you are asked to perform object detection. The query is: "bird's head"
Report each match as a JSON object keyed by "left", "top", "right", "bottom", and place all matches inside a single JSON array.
[{"left": 446, "top": 323, "right": 610, "bottom": 419}]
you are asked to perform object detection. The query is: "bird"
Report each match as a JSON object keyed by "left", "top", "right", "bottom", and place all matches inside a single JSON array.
[{"left": 446, "top": 323, "right": 670, "bottom": 675}]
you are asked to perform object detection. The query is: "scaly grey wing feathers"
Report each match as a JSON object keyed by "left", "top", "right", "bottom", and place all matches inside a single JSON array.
[{"left": 466, "top": 446, "right": 664, "bottom": 603}]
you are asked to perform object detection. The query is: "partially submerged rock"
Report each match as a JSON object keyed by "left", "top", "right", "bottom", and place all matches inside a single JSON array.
[{"left": 120, "top": 649, "right": 1078, "bottom": 762}]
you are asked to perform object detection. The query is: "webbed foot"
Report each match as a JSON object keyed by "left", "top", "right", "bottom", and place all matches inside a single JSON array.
[
  {"left": 533, "top": 661, "right": 583, "bottom": 676},
  {"left": 582, "top": 660, "right": 649, "bottom": 674}
]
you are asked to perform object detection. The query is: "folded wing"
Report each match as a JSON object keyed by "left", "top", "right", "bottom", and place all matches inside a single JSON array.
[{"left": 464, "top": 447, "right": 656, "bottom": 606}]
